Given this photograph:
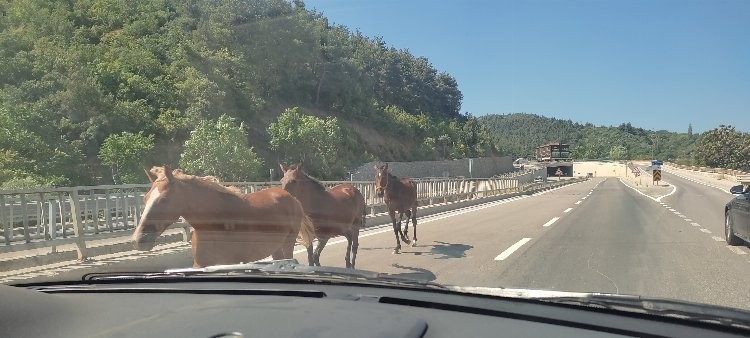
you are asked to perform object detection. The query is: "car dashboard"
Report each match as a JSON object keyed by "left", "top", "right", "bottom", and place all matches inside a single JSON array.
[{"left": 2, "top": 278, "right": 749, "bottom": 338}]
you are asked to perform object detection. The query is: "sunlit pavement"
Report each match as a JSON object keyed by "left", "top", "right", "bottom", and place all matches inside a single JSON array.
[{"left": 5, "top": 175, "right": 750, "bottom": 312}]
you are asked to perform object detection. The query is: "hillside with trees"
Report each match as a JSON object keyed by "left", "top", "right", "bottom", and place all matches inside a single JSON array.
[
  {"left": 0, "top": 0, "right": 496, "bottom": 188},
  {"left": 480, "top": 113, "right": 749, "bottom": 171}
]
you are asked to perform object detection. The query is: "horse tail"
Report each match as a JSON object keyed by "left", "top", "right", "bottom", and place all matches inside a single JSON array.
[
  {"left": 297, "top": 213, "right": 315, "bottom": 248},
  {"left": 359, "top": 202, "right": 367, "bottom": 230},
  {"left": 356, "top": 190, "right": 367, "bottom": 230}
]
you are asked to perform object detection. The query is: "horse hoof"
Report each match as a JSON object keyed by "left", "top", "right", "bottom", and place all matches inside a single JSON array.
[
  {"left": 393, "top": 249, "right": 400, "bottom": 254},
  {"left": 411, "top": 241, "right": 417, "bottom": 247}
]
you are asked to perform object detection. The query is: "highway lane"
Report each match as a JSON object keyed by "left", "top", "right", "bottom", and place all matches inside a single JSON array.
[
  {"left": 297, "top": 176, "right": 750, "bottom": 311},
  {"left": 6, "top": 175, "right": 750, "bottom": 313},
  {"left": 0, "top": 179, "right": 598, "bottom": 283},
  {"left": 658, "top": 169, "right": 736, "bottom": 238}
]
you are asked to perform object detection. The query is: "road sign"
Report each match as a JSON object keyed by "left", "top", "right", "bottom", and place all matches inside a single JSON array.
[{"left": 653, "top": 169, "right": 662, "bottom": 182}]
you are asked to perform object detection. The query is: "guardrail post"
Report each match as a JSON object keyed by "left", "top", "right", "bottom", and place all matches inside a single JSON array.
[
  {"left": 48, "top": 198, "right": 57, "bottom": 253},
  {"left": 122, "top": 191, "right": 130, "bottom": 229},
  {"left": 20, "top": 193, "right": 30, "bottom": 243},
  {"left": 104, "top": 190, "right": 112, "bottom": 232},
  {"left": 0, "top": 195, "right": 9, "bottom": 246},
  {"left": 181, "top": 224, "right": 192, "bottom": 242},
  {"left": 68, "top": 191, "right": 88, "bottom": 260}
]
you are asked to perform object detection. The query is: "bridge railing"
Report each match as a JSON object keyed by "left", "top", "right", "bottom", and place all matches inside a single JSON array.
[{"left": 0, "top": 177, "right": 527, "bottom": 258}]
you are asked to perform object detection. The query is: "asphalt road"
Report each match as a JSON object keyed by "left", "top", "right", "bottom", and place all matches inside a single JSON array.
[{"left": 5, "top": 174, "right": 750, "bottom": 312}]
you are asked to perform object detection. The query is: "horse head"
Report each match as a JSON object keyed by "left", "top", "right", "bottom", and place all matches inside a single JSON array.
[
  {"left": 374, "top": 163, "right": 389, "bottom": 198},
  {"left": 279, "top": 162, "right": 305, "bottom": 194},
  {"left": 133, "top": 164, "right": 186, "bottom": 251}
]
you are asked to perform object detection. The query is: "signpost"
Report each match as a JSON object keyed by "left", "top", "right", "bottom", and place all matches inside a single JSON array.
[{"left": 653, "top": 169, "right": 662, "bottom": 186}]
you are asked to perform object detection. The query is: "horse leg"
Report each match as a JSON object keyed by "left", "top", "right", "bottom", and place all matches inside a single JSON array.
[
  {"left": 404, "top": 209, "right": 416, "bottom": 247},
  {"left": 314, "top": 237, "right": 329, "bottom": 266},
  {"left": 397, "top": 211, "right": 411, "bottom": 245},
  {"left": 344, "top": 233, "right": 353, "bottom": 268},
  {"left": 400, "top": 211, "right": 409, "bottom": 239},
  {"left": 409, "top": 207, "right": 417, "bottom": 246},
  {"left": 306, "top": 242, "right": 315, "bottom": 266},
  {"left": 272, "top": 230, "right": 297, "bottom": 260},
  {"left": 350, "top": 227, "right": 360, "bottom": 269},
  {"left": 389, "top": 210, "right": 402, "bottom": 254}
]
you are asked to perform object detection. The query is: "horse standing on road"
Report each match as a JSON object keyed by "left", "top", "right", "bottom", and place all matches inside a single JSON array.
[
  {"left": 279, "top": 163, "right": 366, "bottom": 268},
  {"left": 374, "top": 163, "right": 418, "bottom": 254},
  {"left": 132, "top": 166, "right": 314, "bottom": 268}
]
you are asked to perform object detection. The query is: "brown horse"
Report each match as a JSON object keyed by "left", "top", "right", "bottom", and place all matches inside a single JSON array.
[
  {"left": 133, "top": 165, "right": 315, "bottom": 268},
  {"left": 374, "top": 163, "right": 418, "bottom": 254},
  {"left": 279, "top": 163, "right": 366, "bottom": 268}
]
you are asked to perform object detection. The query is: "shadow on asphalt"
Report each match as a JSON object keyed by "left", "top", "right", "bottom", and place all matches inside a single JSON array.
[
  {"left": 429, "top": 241, "right": 473, "bottom": 259},
  {"left": 385, "top": 263, "right": 437, "bottom": 282}
]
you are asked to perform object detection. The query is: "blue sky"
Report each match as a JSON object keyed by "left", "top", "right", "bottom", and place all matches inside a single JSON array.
[{"left": 306, "top": 0, "right": 749, "bottom": 133}]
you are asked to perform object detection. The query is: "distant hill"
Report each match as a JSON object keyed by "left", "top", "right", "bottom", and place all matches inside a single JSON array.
[
  {"left": 0, "top": 0, "right": 495, "bottom": 187},
  {"left": 478, "top": 113, "right": 698, "bottom": 161}
]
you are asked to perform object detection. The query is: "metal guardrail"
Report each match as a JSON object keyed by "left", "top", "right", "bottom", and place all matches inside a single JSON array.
[
  {"left": 0, "top": 177, "right": 528, "bottom": 259},
  {"left": 664, "top": 162, "right": 749, "bottom": 177}
]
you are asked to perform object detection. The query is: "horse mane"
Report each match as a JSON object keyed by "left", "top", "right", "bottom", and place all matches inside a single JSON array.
[
  {"left": 149, "top": 167, "right": 244, "bottom": 198},
  {"left": 298, "top": 170, "right": 327, "bottom": 192}
]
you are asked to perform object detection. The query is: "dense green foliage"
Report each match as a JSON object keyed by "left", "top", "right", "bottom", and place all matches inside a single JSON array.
[
  {"left": 98, "top": 132, "right": 154, "bottom": 184},
  {"left": 480, "top": 113, "right": 749, "bottom": 171},
  {"left": 480, "top": 113, "right": 699, "bottom": 162},
  {"left": 0, "top": 0, "right": 492, "bottom": 187},
  {"left": 180, "top": 115, "right": 263, "bottom": 182},
  {"left": 268, "top": 107, "right": 363, "bottom": 179},
  {"left": 693, "top": 125, "right": 750, "bottom": 170}
]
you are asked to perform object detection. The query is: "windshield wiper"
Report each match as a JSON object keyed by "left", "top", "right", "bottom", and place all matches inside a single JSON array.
[
  {"left": 82, "top": 259, "right": 445, "bottom": 289},
  {"left": 542, "top": 293, "right": 750, "bottom": 329},
  {"left": 446, "top": 286, "right": 750, "bottom": 329}
]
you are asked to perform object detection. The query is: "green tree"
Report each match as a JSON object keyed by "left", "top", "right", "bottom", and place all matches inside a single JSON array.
[
  {"left": 693, "top": 125, "right": 750, "bottom": 170},
  {"left": 609, "top": 145, "right": 628, "bottom": 160},
  {"left": 268, "top": 107, "right": 346, "bottom": 178},
  {"left": 98, "top": 132, "right": 155, "bottom": 184},
  {"left": 180, "top": 115, "right": 263, "bottom": 181}
]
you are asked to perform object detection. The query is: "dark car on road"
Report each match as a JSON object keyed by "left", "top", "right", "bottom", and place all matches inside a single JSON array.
[{"left": 726, "top": 184, "right": 750, "bottom": 245}]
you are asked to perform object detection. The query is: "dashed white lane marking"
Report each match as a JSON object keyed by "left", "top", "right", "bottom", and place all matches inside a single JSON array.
[
  {"left": 678, "top": 214, "right": 687, "bottom": 218},
  {"left": 495, "top": 238, "right": 532, "bottom": 261},
  {"left": 691, "top": 222, "right": 701, "bottom": 227},
  {"left": 289, "top": 180, "right": 593, "bottom": 256},
  {"left": 685, "top": 219, "right": 692, "bottom": 222},
  {"left": 542, "top": 217, "right": 561, "bottom": 227},
  {"left": 4, "top": 179, "right": 601, "bottom": 282},
  {"left": 574, "top": 201, "right": 582, "bottom": 205},
  {"left": 564, "top": 208, "right": 573, "bottom": 213},
  {"left": 713, "top": 236, "right": 725, "bottom": 242},
  {"left": 728, "top": 247, "right": 747, "bottom": 255},
  {"left": 582, "top": 197, "right": 587, "bottom": 200},
  {"left": 700, "top": 228, "right": 712, "bottom": 234}
]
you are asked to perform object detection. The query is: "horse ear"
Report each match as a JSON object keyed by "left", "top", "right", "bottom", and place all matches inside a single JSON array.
[
  {"left": 384, "top": 163, "right": 388, "bottom": 170},
  {"left": 163, "top": 164, "right": 174, "bottom": 181},
  {"left": 279, "top": 163, "right": 287, "bottom": 172},
  {"left": 144, "top": 167, "right": 157, "bottom": 183}
]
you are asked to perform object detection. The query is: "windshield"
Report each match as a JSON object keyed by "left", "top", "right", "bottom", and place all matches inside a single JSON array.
[{"left": 2, "top": 0, "right": 750, "bottom": 317}]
